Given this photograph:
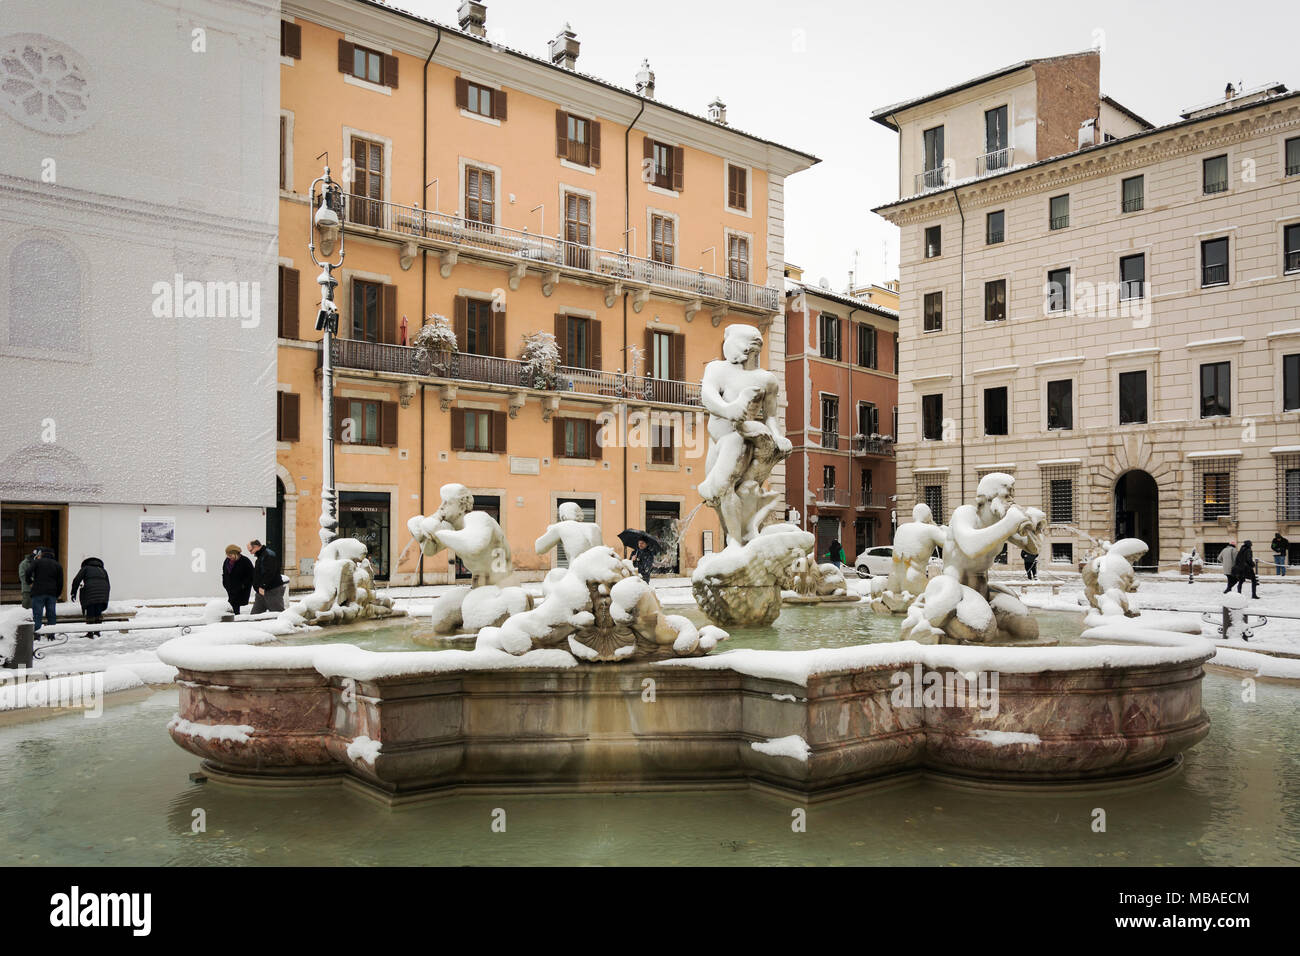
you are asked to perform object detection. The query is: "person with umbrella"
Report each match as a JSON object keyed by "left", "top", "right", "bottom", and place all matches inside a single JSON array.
[{"left": 619, "top": 529, "right": 662, "bottom": 584}]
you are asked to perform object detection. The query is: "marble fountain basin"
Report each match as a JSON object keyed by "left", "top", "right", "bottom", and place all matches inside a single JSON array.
[{"left": 158, "top": 622, "right": 1212, "bottom": 803}]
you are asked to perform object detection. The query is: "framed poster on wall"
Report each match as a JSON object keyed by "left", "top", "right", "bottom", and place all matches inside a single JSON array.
[{"left": 139, "top": 517, "right": 176, "bottom": 555}]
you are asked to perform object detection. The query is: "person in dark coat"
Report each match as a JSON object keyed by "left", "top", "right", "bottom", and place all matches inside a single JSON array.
[
  {"left": 1272, "top": 533, "right": 1290, "bottom": 577},
  {"left": 1227, "top": 540, "right": 1259, "bottom": 599},
  {"left": 1021, "top": 549, "right": 1037, "bottom": 580},
  {"left": 24, "top": 548, "right": 63, "bottom": 631},
  {"left": 70, "top": 557, "right": 111, "bottom": 622},
  {"left": 631, "top": 539, "right": 656, "bottom": 584},
  {"left": 248, "top": 539, "right": 285, "bottom": 613},
  {"left": 824, "top": 539, "right": 846, "bottom": 565},
  {"left": 17, "top": 548, "right": 39, "bottom": 609},
  {"left": 222, "top": 544, "right": 255, "bottom": 615}
]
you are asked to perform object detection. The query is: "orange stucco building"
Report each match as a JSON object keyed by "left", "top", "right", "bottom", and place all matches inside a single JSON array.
[
  {"left": 783, "top": 272, "right": 900, "bottom": 563},
  {"left": 273, "top": 1, "right": 817, "bottom": 584}
]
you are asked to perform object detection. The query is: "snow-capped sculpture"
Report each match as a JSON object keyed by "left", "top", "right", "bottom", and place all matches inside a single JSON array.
[
  {"left": 783, "top": 551, "right": 855, "bottom": 604},
  {"left": 868, "top": 503, "right": 948, "bottom": 614},
  {"left": 900, "top": 473, "right": 1049, "bottom": 644},
  {"left": 478, "top": 545, "right": 728, "bottom": 661},
  {"left": 535, "top": 501, "right": 604, "bottom": 595},
  {"left": 408, "top": 482, "right": 531, "bottom": 633},
  {"left": 692, "top": 324, "right": 814, "bottom": 626},
  {"left": 283, "top": 537, "right": 401, "bottom": 626},
  {"left": 1082, "top": 538, "right": 1148, "bottom": 617}
]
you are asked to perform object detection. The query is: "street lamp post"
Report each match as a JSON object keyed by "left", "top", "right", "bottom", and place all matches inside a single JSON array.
[{"left": 308, "top": 165, "right": 345, "bottom": 549}]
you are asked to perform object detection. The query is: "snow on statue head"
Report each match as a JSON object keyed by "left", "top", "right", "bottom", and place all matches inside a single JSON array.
[
  {"left": 721, "top": 322, "right": 763, "bottom": 367},
  {"left": 436, "top": 482, "right": 475, "bottom": 524},
  {"left": 868, "top": 501, "right": 948, "bottom": 614},
  {"left": 557, "top": 501, "right": 583, "bottom": 522},
  {"left": 913, "top": 502, "right": 933, "bottom": 524},
  {"left": 282, "top": 536, "right": 398, "bottom": 626}
]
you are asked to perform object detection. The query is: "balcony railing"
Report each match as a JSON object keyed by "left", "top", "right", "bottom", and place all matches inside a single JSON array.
[
  {"left": 329, "top": 340, "right": 702, "bottom": 407},
  {"left": 337, "top": 195, "right": 781, "bottom": 312},
  {"left": 859, "top": 492, "right": 890, "bottom": 509},
  {"left": 976, "top": 146, "right": 1014, "bottom": 175},
  {"left": 914, "top": 166, "right": 949, "bottom": 193},
  {"left": 1202, "top": 263, "right": 1228, "bottom": 286},
  {"left": 817, "top": 430, "right": 840, "bottom": 451},
  {"left": 817, "top": 487, "right": 851, "bottom": 507},
  {"left": 852, "top": 435, "right": 896, "bottom": 456}
]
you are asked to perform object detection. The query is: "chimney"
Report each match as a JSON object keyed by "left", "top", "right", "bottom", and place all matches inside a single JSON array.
[
  {"left": 1224, "top": 82, "right": 1237, "bottom": 100},
  {"left": 707, "top": 95, "right": 727, "bottom": 126},
  {"left": 635, "top": 59, "right": 655, "bottom": 99},
  {"left": 1077, "top": 116, "right": 1096, "bottom": 148},
  {"left": 457, "top": 0, "right": 487, "bottom": 38},
  {"left": 548, "top": 23, "right": 579, "bottom": 70}
]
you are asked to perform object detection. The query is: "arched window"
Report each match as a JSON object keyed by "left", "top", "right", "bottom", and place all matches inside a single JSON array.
[{"left": 9, "top": 239, "right": 80, "bottom": 349}]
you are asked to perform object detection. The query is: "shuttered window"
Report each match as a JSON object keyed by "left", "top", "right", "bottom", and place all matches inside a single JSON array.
[
  {"left": 465, "top": 166, "right": 495, "bottom": 225},
  {"left": 276, "top": 392, "right": 300, "bottom": 442},
  {"left": 727, "top": 235, "right": 749, "bottom": 281},
  {"left": 338, "top": 40, "right": 397, "bottom": 88},
  {"left": 644, "top": 138, "right": 683, "bottom": 191},
  {"left": 650, "top": 215, "right": 675, "bottom": 264},
  {"left": 727, "top": 164, "right": 747, "bottom": 210},
  {"left": 336, "top": 399, "right": 397, "bottom": 447},
  {"left": 277, "top": 265, "right": 299, "bottom": 339},
  {"left": 555, "top": 314, "right": 601, "bottom": 370},
  {"left": 554, "top": 418, "right": 601, "bottom": 460},
  {"left": 349, "top": 137, "right": 384, "bottom": 227},
  {"left": 280, "top": 21, "right": 301, "bottom": 59},
  {"left": 651, "top": 420, "right": 675, "bottom": 464},
  {"left": 819, "top": 313, "right": 842, "bottom": 360},
  {"left": 554, "top": 111, "right": 600, "bottom": 167},
  {"left": 351, "top": 280, "right": 397, "bottom": 344},
  {"left": 563, "top": 193, "right": 591, "bottom": 269}
]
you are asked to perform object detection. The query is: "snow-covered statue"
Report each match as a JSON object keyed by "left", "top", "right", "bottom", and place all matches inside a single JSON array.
[
  {"left": 869, "top": 503, "right": 948, "bottom": 614},
  {"left": 783, "top": 551, "right": 853, "bottom": 603},
  {"left": 535, "top": 501, "right": 603, "bottom": 595},
  {"left": 1082, "top": 538, "right": 1147, "bottom": 617},
  {"left": 283, "top": 537, "right": 401, "bottom": 626},
  {"left": 900, "top": 473, "right": 1049, "bottom": 644},
  {"left": 479, "top": 545, "right": 728, "bottom": 662},
  {"left": 408, "top": 482, "right": 530, "bottom": 634},
  {"left": 692, "top": 324, "right": 815, "bottom": 626}
]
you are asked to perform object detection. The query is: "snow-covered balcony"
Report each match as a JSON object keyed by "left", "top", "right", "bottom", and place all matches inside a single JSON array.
[
  {"left": 816, "top": 486, "right": 851, "bottom": 507},
  {"left": 347, "top": 196, "right": 781, "bottom": 314},
  {"left": 853, "top": 435, "right": 896, "bottom": 457}
]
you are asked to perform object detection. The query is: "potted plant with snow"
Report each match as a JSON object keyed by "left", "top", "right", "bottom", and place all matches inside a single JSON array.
[
  {"left": 411, "top": 314, "right": 458, "bottom": 376},
  {"left": 520, "top": 330, "right": 560, "bottom": 390}
]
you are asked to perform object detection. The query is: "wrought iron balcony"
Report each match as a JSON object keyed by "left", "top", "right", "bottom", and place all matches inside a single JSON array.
[
  {"left": 328, "top": 340, "right": 702, "bottom": 407},
  {"left": 817, "top": 430, "right": 841, "bottom": 451},
  {"left": 913, "top": 166, "right": 949, "bottom": 193},
  {"left": 976, "top": 146, "right": 1014, "bottom": 175},
  {"left": 852, "top": 435, "right": 895, "bottom": 456},
  {"left": 816, "top": 486, "right": 851, "bottom": 507},
  {"left": 859, "top": 492, "right": 890, "bottom": 509},
  {"left": 337, "top": 195, "right": 780, "bottom": 313}
]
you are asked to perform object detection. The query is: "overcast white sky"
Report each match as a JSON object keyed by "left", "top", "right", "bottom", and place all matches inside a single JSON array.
[{"left": 396, "top": 0, "right": 1299, "bottom": 291}]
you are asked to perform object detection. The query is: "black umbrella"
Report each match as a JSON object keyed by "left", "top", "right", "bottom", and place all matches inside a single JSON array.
[{"left": 618, "top": 528, "right": 663, "bottom": 552}]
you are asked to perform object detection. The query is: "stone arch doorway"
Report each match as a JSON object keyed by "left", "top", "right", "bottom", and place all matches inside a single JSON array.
[{"left": 1114, "top": 470, "right": 1159, "bottom": 570}]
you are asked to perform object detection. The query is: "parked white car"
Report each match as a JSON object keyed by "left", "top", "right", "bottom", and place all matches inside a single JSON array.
[{"left": 855, "top": 546, "right": 895, "bottom": 578}]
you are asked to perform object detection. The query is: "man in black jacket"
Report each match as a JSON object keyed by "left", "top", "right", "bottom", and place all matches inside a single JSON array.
[
  {"left": 24, "top": 549, "right": 63, "bottom": 631},
  {"left": 222, "top": 545, "right": 255, "bottom": 615},
  {"left": 1272, "top": 533, "right": 1290, "bottom": 577},
  {"left": 248, "top": 539, "right": 285, "bottom": 613}
]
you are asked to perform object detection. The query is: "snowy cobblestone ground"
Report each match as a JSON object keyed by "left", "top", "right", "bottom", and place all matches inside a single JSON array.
[{"left": 3, "top": 569, "right": 1299, "bottom": 712}]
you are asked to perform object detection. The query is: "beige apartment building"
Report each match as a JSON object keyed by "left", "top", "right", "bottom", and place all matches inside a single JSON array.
[{"left": 872, "top": 53, "right": 1300, "bottom": 571}]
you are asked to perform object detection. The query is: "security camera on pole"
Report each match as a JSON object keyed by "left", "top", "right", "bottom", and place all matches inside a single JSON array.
[{"left": 308, "top": 163, "right": 345, "bottom": 548}]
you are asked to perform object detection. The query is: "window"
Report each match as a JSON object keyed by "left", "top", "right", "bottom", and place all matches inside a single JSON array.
[
  {"left": 555, "top": 111, "right": 600, "bottom": 167},
  {"left": 276, "top": 392, "right": 300, "bottom": 442},
  {"left": 858, "top": 401, "right": 879, "bottom": 436},
  {"left": 1046, "top": 268, "right": 1070, "bottom": 312},
  {"left": 857, "top": 324, "right": 877, "bottom": 369},
  {"left": 1048, "top": 478, "right": 1074, "bottom": 524},
  {"left": 1285, "top": 223, "right": 1300, "bottom": 274},
  {"left": 984, "top": 386, "right": 1008, "bottom": 436},
  {"left": 645, "top": 138, "right": 683, "bottom": 190},
  {"left": 349, "top": 136, "right": 384, "bottom": 227},
  {"left": 823, "top": 465, "right": 836, "bottom": 490},
  {"left": 984, "top": 105, "right": 1008, "bottom": 165},
  {"left": 1278, "top": 453, "right": 1300, "bottom": 521},
  {"left": 340, "top": 399, "right": 397, "bottom": 447},
  {"left": 1201, "top": 237, "right": 1229, "bottom": 286},
  {"left": 338, "top": 40, "right": 397, "bottom": 87},
  {"left": 566, "top": 316, "right": 590, "bottom": 369},
  {"left": 923, "top": 291, "right": 943, "bottom": 332},
  {"left": 1202, "top": 472, "right": 1231, "bottom": 520},
  {"left": 1121, "top": 175, "right": 1144, "bottom": 213},
  {"left": 893, "top": 334, "right": 900, "bottom": 375},
  {"left": 1200, "top": 361, "right": 1231, "bottom": 418},
  {"left": 984, "top": 279, "right": 1006, "bottom": 322},
  {"left": 464, "top": 166, "right": 495, "bottom": 226},
  {"left": 1049, "top": 194, "right": 1069, "bottom": 230},
  {"left": 650, "top": 214, "right": 675, "bottom": 264},
  {"left": 564, "top": 192, "right": 591, "bottom": 269},
  {"left": 279, "top": 115, "right": 288, "bottom": 190},
  {"left": 1047, "top": 379, "right": 1073, "bottom": 430},
  {"left": 280, "top": 20, "right": 301, "bottom": 59},
  {"left": 922, "top": 394, "right": 943, "bottom": 441},
  {"left": 1119, "top": 370, "right": 1148, "bottom": 424},
  {"left": 922, "top": 125, "right": 944, "bottom": 188},
  {"left": 924, "top": 225, "right": 941, "bottom": 258},
  {"left": 1051, "top": 542, "right": 1074, "bottom": 564},
  {"left": 651, "top": 330, "right": 672, "bottom": 379},
  {"left": 922, "top": 483, "right": 945, "bottom": 523},
  {"left": 727, "top": 164, "right": 748, "bottom": 210},
  {"left": 552, "top": 418, "right": 600, "bottom": 460},
  {"left": 1119, "top": 253, "right": 1145, "bottom": 300},
  {"left": 651, "top": 421, "right": 675, "bottom": 465},
  {"left": 821, "top": 396, "right": 839, "bottom": 449},
  {"left": 351, "top": 279, "right": 382, "bottom": 342},
  {"left": 819, "top": 313, "right": 842, "bottom": 360},
  {"left": 1287, "top": 137, "right": 1300, "bottom": 177},
  {"left": 457, "top": 410, "right": 488, "bottom": 452},
  {"left": 464, "top": 298, "right": 494, "bottom": 356},
  {"left": 861, "top": 469, "right": 873, "bottom": 507},
  {"left": 352, "top": 400, "right": 380, "bottom": 445},
  {"left": 277, "top": 265, "right": 299, "bottom": 339},
  {"left": 1203, "top": 154, "right": 1228, "bottom": 194},
  {"left": 986, "top": 210, "right": 1004, "bottom": 244},
  {"left": 461, "top": 80, "right": 499, "bottom": 118},
  {"left": 1285, "top": 354, "right": 1300, "bottom": 412},
  {"left": 727, "top": 235, "right": 750, "bottom": 281}
]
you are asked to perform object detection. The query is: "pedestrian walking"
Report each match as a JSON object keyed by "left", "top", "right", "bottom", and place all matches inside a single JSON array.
[
  {"left": 248, "top": 539, "right": 286, "bottom": 613},
  {"left": 17, "top": 547, "right": 39, "bottom": 609},
  {"left": 24, "top": 548, "right": 63, "bottom": 633},
  {"left": 222, "top": 544, "right": 255, "bottom": 615},
  {"left": 824, "top": 538, "right": 846, "bottom": 566},
  {"left": 1220, "top": 540, "right": 1238, "bottom": 585},
  {"left": 1272, "top": 532, "right": 1290, "bottom": 577},
  {"left": 631, "top": 538, "right": 656, "bottom": 584},
  {"left": 70, "top": 557, "right": 111, "bottom": 637},
  {"left": 1227, "top": 540, "right": 1260, "bottom": 600},
  {"left": 1021, "top": 549, "right": 1037, "bottom": 580}
]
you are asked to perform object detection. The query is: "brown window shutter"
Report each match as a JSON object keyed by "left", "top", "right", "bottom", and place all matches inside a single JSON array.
[
  {"left": 338, "top": 39, "right": 353, "bottom": 74},
  {"left": 737, "top": 167, "right": 747, "bottom": 208},
  {"left": 671, "top": 332, "right": 685, "bottom": 381},
  {"left": 589, "top": 419, "right": 603, "bottom": 460},
  {"left": 589, "top": 121, "right": 601, "bottom": 167},
  {"left": 838, "top": 318, "right": 845, "bottom": 360},
  {"left": 493, "top": 89, "right": 508, "bottom": 121},
  {"left": 282, "top": 393, "right": 300, "bottom": 442},
  {"left": 333, "top": 396, "right": 348, "bottom": 441},
  {"left": 555, "top": 110, "right": 568, "bottom": 158},
  {"left": 454, "top": 296, "right": 468, "bottom": 348},
  {"left": 727, "top": 165, "right": 737, "bottom": 207},
  {"left": 276, "top": 391, "right": 284, "bottom": 441},
  {"left": 455, "top": 77, "right": 469, "bottom": 111},
  {"left": 643, "top": 327, "right": 654, "bottom": 376},
  {"left": 492, "top": 410, "right": 507, "bottom": 454},
  {"left": 643, "top": 136, "right": 653, "bottom": 162},
  {"left": 492, "top": 309, "right": 506, "bottom": 358},
  {"left": 278, "top": 265, "right": 299, "bottom": 339},
  {"left": 553, "top": 418, "right": 564, "bottom": 458},
  {"left": 383, "top": 54, "right": 398, "bottom": 89},
  {"left": 671, "top": 146, "right": 684, "bottom": 191},
  {"left": 382, "top": 285, "right": 397, "bottom": 344},
  {"left": 380, "top": 401, "right": 398, "bottom": 446},
  {"left": 281, "top": 22, "right": 301, "bottom": 59},
  {"left": 554, "top": 314, "right": 568, "bottom": 366},
  {"left": 451, "top": 409, "right": 472, "bottom": 451},
  {"left": 589, "top": 319, "right": 602, "bottom": 371}
]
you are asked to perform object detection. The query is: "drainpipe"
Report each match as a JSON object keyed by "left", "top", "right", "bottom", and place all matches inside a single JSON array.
[
  {"left": 952, "top": 185, "right": 966, "bottom": 503},
  {"left": 847, "top": 305, "right": 858, "bottom": 547},
  {"left": 417, "top": 27, "right": 442, "bottom": 586},
  {"left": 623, "top": 95, "right": 646, "bottom": 535}
]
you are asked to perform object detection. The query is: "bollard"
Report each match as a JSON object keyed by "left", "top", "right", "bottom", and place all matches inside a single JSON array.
[{"left": 5, "top": 622, "right": 35, "bottom": 669}]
